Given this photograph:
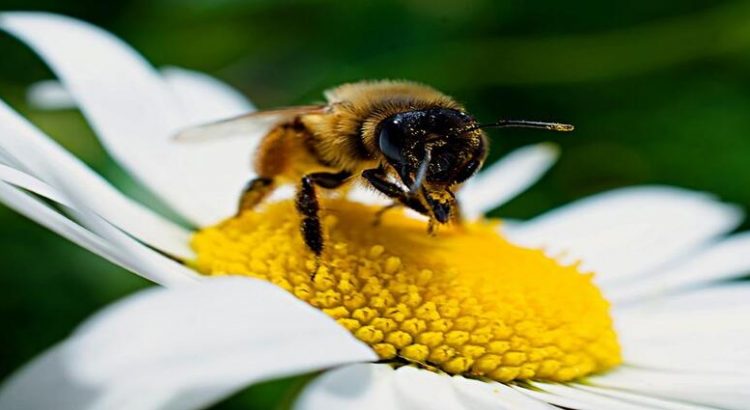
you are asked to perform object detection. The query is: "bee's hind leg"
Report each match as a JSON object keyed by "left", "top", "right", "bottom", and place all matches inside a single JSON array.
[
  {"left": 236, "top": 177, "right": 275, "bottom": 217},
  {"left": 296, "top": 171, "right": 352, "bottom": 276}
]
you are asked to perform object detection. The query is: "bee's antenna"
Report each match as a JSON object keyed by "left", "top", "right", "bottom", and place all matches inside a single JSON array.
[
  {"left": 410, "top": 145, "right": 433, "bottom": 194},
  {"left": 465, "top": 120, "right": 574, "bottom": 133}
]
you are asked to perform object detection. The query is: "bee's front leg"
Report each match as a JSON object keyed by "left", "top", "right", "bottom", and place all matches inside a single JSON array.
[
  {"left": 362, "top": 168, "right": 429, "bottom": 225},
  {"left": 296, "top": 171, "right": 352, "bottom": 260}
]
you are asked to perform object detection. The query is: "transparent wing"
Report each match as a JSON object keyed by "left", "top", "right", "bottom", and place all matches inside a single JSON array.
[{"left": 173, "top": 105, "right": 327, "bottom": 142}]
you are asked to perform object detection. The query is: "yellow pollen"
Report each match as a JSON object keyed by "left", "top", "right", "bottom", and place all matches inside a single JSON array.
[{"left": 191, "top": 199, "right": 621, "bottom": 382}]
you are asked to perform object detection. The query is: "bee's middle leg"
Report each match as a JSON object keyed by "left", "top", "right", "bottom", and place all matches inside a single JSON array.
[
  {"left": 236, "top": 177, "right": 275, "bottom": 217},
  {"left": 373, "top": 202, "right": 400, "bottom": 226},
  {"left": 296, "top": 171, "right": 352, "bottom": 256}
]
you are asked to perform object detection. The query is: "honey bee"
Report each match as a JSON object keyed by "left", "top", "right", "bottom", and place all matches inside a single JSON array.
[{"left": 177, "top": 80, "right": 573, "bottom": 257}]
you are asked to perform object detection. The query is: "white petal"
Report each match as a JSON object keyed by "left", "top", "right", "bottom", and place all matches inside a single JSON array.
[
  {"left": 45, "top": 170, "right": 203, "bottom": 287},
  {"left": 614, "top": 283, "right": 750, "bottom": 373},
  {"left": 504, "top": 186, "right": 742, "bottom": 284},
  {"left": 618, "top": 281, "right": 750, "bottom": 314},
  {"left": 295, "top": 364, "right": 399, "bottom": 410},
  {"left": 0, "top": 164, "right": 67, "bottom": 204},
  {"left": 26, "top": 79, "right": 75, "bottom": 109},
  {"left": 0, "top": 97, "right": 194, "bottom": 259},
  {"left": 70, "top": 204, "right": 202, "bottom": 287},
  {"left": 528, "top": 381, "right": 714, "bottom": 410},
  {"left": 588, "top": 367, "right": 750, "bottom": 410},
  {"left": 608, "top": 233, "right": 750, "bottom": 304},
  {"left": 0, "top": 277, "right": 375, "bottom": 410},
  {"left": 28, "top": 67, "right": 253, "bottom": 119},
  {"left": 510, "top": 384, "right": 609, "bottom": 410},
  {"left": 0, "top": 344, "right": 96, "bottom": 410},
  {"left": 571, "top": 385, "right": 713, "bottom": 410},
  {"left": 297, "top": 364, "right": 554, "bottom": 410},
  {"left": 391, "top": 367, "right": 470, "bottom": 409},
  {"left": 450, "top": 378, "right": 554, "bottom": 410},
  {"left": 0, "top": 180, "right": 195, "bottom": 286},
  {"left": 0, "top": 12, "right": 257, "bottom": 225},
  {"left": 160, "top": 66, "right": 254, "bottom": 124},
  {"left": 0, "top": 179, "right": 122, "bottom": 268},
  {"left": 0, "top": 144, "right": 32, "bottom": 173},
  {"left": 459, "top": 143, "right": 559, "bottom": 218},
  {"left": 0, "top": 158, "right": 199, "bottom": 286}
]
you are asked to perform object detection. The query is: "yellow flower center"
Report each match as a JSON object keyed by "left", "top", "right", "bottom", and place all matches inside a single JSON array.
[{"left": 191, "top": 199, "right": 621, "bottom": 382}]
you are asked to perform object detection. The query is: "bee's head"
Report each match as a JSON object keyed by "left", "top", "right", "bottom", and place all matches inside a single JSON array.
[
  {"left": 377, "top": 108, "right": 574, "bottom": 223},
  {"left": 377, "top": 108, "right": 486, "bottom": 192}
]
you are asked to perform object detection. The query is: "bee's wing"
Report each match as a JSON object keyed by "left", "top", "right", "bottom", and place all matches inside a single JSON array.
[{"left": 173, "top": 105, "right": 327, "bottom": 142}]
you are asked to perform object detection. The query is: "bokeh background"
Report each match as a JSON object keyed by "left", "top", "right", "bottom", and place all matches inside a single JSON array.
[{"left": 1, "top": 0, "right": 749, "bottom": 408}]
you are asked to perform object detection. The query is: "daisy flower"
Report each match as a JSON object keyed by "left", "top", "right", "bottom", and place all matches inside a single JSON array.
[{"left": 1, "top": 11, "right": 749, "bottom": 410}]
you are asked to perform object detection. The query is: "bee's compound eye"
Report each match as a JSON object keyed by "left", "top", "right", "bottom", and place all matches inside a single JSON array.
[
  {"left": 454, "top": 158, "right": 482, "bottom": 183},
  {"left": 434, "top": 156, "right": 451, "bottom": 172},
  {"left": 378, "top": 118, "right": 405, "bottom": 162}
]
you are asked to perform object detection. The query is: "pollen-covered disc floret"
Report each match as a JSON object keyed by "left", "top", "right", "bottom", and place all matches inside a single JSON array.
[{"left": 191, "top": 199, "right": 621, "bottom": 382}]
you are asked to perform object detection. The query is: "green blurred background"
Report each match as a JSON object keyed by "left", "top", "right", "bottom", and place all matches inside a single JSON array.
[{"left": 1, "top": 0, "right": 749, "bottom": 408}]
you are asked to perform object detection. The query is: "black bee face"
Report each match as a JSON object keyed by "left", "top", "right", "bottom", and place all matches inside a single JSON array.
[
  {"left": 377, "top": 107, "right": 487, "bottom": 224},
  {"left": 378, "top": 108, "right": 486, "bottom": 189}
]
